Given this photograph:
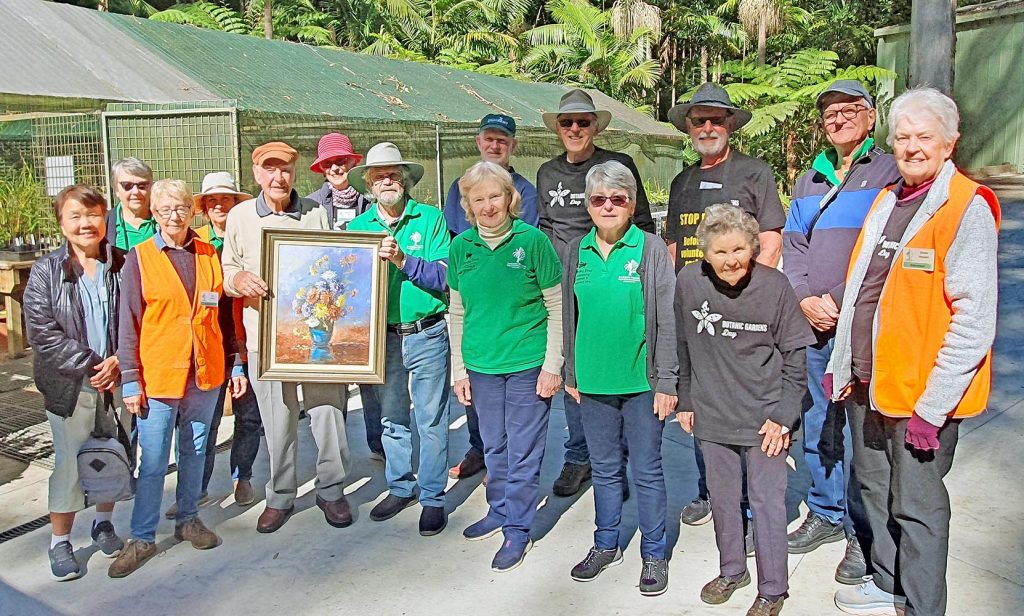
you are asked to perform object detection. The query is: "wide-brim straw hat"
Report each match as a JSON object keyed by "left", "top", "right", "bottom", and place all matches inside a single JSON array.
[
  {"left": 542, "top": 89, "right": 613, "bottom": 133},
  {"left": 668, "top": 83, "right": 752, "bottom": 132},
  {"left": 310, "top": 133, "right": 363, "bottom": 173},
  {"left": 193, "top": 171, "right": 252, "bottom": 209},
  {"left": 347, "top": 142, "right": 425, "bottom": 194}
]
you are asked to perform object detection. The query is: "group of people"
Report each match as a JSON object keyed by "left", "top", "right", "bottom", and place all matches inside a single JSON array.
[{"left": 23, "top": 80, "right": 997, "bottom": 616}]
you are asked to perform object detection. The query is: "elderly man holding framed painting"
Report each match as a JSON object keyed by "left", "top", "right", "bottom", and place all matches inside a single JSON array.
[
  {"left": 348, "top": 142, "right": 453, "bottom": 537},
  {"left": 221, "top": 142, "right": 353, "bottom": 534}
]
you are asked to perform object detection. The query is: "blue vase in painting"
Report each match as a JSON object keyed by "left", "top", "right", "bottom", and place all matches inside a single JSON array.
[{"left": 309, "top": 322, "right": 335, "bottom": 362}]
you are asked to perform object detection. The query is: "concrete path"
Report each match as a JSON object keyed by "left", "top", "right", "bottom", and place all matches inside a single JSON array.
[{"left": 0, "top": 200, "right": 1021, "bottom": 616}]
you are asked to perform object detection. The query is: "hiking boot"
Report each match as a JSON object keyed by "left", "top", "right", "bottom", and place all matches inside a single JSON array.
[
  {"left": 680, "top": 497, "right": 713, "bottom": 526},
  {"left": 234, "top": 479, "right": 255, "bottom": 507},
  {"left": 174, "top": 518, "right": 220, "bottom": 549},
  {"left": 108, "top": 539, "right": 157, "bottom": 578},
  {"left": 835, "top": 579, "right": 906, "bottom": 615},
  {"left": 552, "top": 462, "right": 592, "bottom": 497},
  {"left": 91, "top": 521, "right": 124, "bottom": 558},
  {"left": 639, "top": 557, "right": 668, "bottom": 596},
  {"left": 463, "top": 516, "right": 503, "bottom": 541},
  {"left": 700, "top": 570, "right": 751, "bottom": 604},
  {"left": 570, "top": 546, "right": 623, "bottom": 581},
  {"left": 787, "top": 512, "right": 845, "bottom": 554},
  {"left": 747, "top": 595, "right": 785, "bottom": 616},
  {"left": 48, "top": 541, "right": 81, "bottom": 581},
  {"left": 836, "top": 536, "right": 869, "bottom": 585},
  {"left": 491, "top": 537, "right": 532, "bottom": 572},
  {"left": 370, "top": 493, "right": 418, "bottom": 522},
  {"left": 448, "top": 449, "right": 485, "bottom": 479}
]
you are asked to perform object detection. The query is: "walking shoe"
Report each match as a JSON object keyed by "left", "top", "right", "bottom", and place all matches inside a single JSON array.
[
  {"left": 552, "top": 462, "right": 592, "bottom": 497},
  {"left": 835, "top": 579, "right": 906, "bottom": 615},
  {"left": 368, "top": 447, "right": 386, "bottom": 462},
  {"left": 680, "top": 497, "right": 713, "bottom": 525},
  {"left": 448, "top": 450, "right": 486, "bottom": 479},
  {"left": 91, "top": 521, "right": 124, "bottom": 557},
  {"left": 233, "top": 479, "right": 255, "bottom": 507},
  {"left": 108, "top": 539, "right": 157, "bottom": 578},
  {"left": 491, "top": 537, "right": 532, "bottom": 572},
  {"left": 164, "top": 492, "right": 212, "bottom": 519},
  {"left": 787, "top": 512, "right": 845, "bottom": 554},
  {"left": 463, "top": 516, "right": 503, "bottom": 541},
  {"left": 570, "top": 546, "right": 623, "bottom": 581},
  {"left": 836, "top": 536, "right": 869, "bottom": 585},
  {"left": 317, "top": 495, "right": 354, "bottom": 528},
  {"left": 174, "top": 518, "right": 220, "bottom": 549},
  {"left": 700, "top": 570, "right": 751, "bottom": 604},
  {"left": 747, "top": 595, "right": 785, "bottom": 616},
  {"left": 419, "top": 506, "right": 447, "bottom": 536},
  {"left": 256, "top": 505, "right": 293, "bottom": 533},
  {"left": 639, "top": 557, "right": 669, "bottom": 596},
  {"left": 48, "top": 541, "right": 81, "bottom": 581},
  {"left": 370, "top": 494, "right": 418, "bottom": 522}
]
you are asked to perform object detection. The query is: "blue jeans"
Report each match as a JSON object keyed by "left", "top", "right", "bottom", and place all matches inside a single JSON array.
[
  {"left": 374, "top": 320, "right": 451, "bottom": 507},
  {"left": 804, "top": 340, "right": 854, "bottom": 530},
  {"left": 469, "top": 367, "right": 551, "bottom": 542},
  {"left": 359, "top": 384, "right": 384, "bottom": 453},
  {"left": 580, "top": 391, "right": 667, "bottom": 559},
  {"left": 131, "top": 379, "right": 219, "bottom": 542},
  {"left": 203, "top": 363, "right": 263, "bottom": 490}
]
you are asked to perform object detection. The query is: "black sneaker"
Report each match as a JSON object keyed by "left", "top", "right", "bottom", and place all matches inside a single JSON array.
[
  {"left": 835, "top": 535, "right": 869, "bottom": 585},
  {"left": 680, "top": 497, "right": 712, "bottom": 526},
  {"left": 419, "top": 505, "right": 447, "bottom": 536},
  {"left": 552, "top": 462, "right": 592, "bottom": 497},
  {"left": 91, "top": 521, "right": 124, "bottom": 558},
  {"left": 570, "top": 546, "right": 622, "bottom": 581},
  {"left": 639, "top": 557, "right": 668, "bottom": 596},
  {"left": 369, "top": 493, "right": 418, "bottom": 521},
  {"left": 48, "top": 541, "right": 81, "bottom": 581},
  {"left": 787, "top": 512, "right": 845, "bottom": 554}
]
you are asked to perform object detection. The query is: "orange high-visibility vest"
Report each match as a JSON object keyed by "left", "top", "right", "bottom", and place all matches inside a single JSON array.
[
  {"left": 848, "top": 171, "right": 1000, "bottom": 418},
  {"left": 136, "top": 236, "right": 226, "bottom": 398}
]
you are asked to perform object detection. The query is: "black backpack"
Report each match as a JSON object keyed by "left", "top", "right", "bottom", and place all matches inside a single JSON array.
[{"left": 77, "top": 392, "right": 135, "bottom": 507}]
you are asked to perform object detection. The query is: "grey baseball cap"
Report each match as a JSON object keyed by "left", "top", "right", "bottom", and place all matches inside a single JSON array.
[{"left": 816, "top": 79, "right": 874, "bottom": 110}]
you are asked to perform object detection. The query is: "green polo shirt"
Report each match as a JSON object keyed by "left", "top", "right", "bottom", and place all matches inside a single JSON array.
[
  {"left": 448, "top": 219, "right": 562, "bottom": 374},
  {"left": 811, "top": 137, "right": 875, "bottom": 186},
  {"left": 573, "top": 224, "right": 649, "bottom": 395},
  {"left": 349, "top": 198, "right": 450, "bottom": 324},
  {"left": 113, "top": 203, "right": 157, "bottom": 251}
]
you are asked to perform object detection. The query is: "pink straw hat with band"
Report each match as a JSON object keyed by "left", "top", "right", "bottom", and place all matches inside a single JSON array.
[{"left": 310, "top": 133, "right": 363, "bottom": 173}]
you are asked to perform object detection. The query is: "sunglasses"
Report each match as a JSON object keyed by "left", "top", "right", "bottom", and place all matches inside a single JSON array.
[
  {"left": 119, "top": 180, "right": 151, "bottom": 192},
  {"left": 687, "top": 115, "right": 729, "bottom": 127},
  {"left": 588, "top": 195, "right": 630, "bottom": 208},
  {"left": 558, "top": 118, "right": 593, "bottom": 129}
]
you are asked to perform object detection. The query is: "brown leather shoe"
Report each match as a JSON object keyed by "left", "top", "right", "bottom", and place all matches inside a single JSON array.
[
  {"left": 108, "top": 539, "right": 158, "bottom": 578},
  {"left": 174, "top": 518, "right": 220, "bottom": 549},
  {"left": 701, "top": 570, "right": 751, "bottom": 604},
  {"left": 746, "top": 595, "right": 785, "bottom": 616},
  {"left": 234, "top": 479, "right": 255, "bottom": 507},
  {"left": 256, "top": 506, "right": 294, "bottom": 534},
  {"left": 317, "top": 495, "right": 353, "bottom": 528}
]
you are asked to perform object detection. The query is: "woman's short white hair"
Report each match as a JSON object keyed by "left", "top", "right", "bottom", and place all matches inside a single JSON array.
[
  {"left": 696, "top": 203, "right": 760, "bottom": 255},
  {"left": 584, "top": 160, "right": 637, "bottom": 203},
  {"left": 886, "top": 87, "right": 960, "bottom": 147},
  {"left": 151, "top": 178, "right": 193, "bottom": 209}
]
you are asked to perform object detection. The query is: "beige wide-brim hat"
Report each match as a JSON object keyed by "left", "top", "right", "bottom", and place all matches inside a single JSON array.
[
  {"left": 193, "top": 171, "right": 252, "bottom": 209},
  {"left": 542, "top": 89, "right": 613, "bottom": 133},
  {"left": 348, "top": 142, "right": 425, "bottom": 194}
]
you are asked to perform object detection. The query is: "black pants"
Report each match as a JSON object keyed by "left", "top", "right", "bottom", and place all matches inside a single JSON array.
[{"left": 846, "top": 384, "right": 959, "bottom": 616}]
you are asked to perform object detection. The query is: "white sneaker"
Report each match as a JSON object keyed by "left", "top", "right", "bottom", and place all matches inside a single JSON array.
[{"left": 835, "top": 579, "right": 907, "bottom": 615}]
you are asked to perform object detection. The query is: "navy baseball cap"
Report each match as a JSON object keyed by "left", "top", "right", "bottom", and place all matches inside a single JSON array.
[
  {"left": 816, "top": 79, "right": 874, "bottom": 110},
  {"left": 479, "top": 114, "right": 516, "bottom": 136}
]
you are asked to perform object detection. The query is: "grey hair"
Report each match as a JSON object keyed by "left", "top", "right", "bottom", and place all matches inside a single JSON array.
[
  {"left": 886, "top": 87, "right": 960, "bottom": 147},
  {"left": 584, "top": 160, "right": 637, "bottom": 203},
  {"left": 696, "top": 203, "right": 760, "bottom": 255},
  {"left": 111, "top": 157, "right": 153, "bottom": 183},
  {"left": 362, "top": 165, "right": 413, "bottom": 202}
]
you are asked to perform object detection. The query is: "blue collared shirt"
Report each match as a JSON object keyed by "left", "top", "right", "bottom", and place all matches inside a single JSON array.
[{"left": 443, "top": 167, "right": 539, "bottom": 235}]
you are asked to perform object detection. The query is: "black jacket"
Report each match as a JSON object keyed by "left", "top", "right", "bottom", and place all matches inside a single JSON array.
[{"left": 24, "top": 241, "right": 125, "bottom": 418}]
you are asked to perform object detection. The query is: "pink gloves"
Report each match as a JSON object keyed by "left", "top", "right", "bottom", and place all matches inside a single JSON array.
[{"left": 905, "top": 414, "right": 942, "bottom": 451}]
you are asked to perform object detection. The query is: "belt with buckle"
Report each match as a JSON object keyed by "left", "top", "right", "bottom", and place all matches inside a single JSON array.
[{"left": 387, "top": 313, "right": 445, "bottom": 336}]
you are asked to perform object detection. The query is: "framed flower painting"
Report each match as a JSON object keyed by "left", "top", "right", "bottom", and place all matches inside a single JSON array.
[{"left": 258, "top": 229, "right": 388, "bottom": 383}]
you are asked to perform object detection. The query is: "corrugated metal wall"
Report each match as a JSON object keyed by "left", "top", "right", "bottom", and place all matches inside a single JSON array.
[{"left": 875, "top": 4, "right": 1024, "bottom": 173}]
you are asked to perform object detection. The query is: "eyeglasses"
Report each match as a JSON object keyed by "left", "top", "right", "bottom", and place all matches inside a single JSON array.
[
  {"left": 370, "top": 172, "right": 403, "bottom": 185},
  {"left": 118, "top": 181, "right": 151, "bottom": 192},
  {"left": 558, "top": 118, "right": 593, "bottom": 129},
  {"left": 154, "top": 206, "right": 192, "bottom": 219},
  {"left": 687, "top": 115, "right": 730, "bottom": 127},
  {"left": 588, "top": 195, "right": 630, "bottom": 208},
  {"left": 823, "top": 105, "right": 867, "bottom": 123}
]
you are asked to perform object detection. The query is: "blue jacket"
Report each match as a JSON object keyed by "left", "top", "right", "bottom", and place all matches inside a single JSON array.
[{"left": 443, "top": 167, "right": 539, "bottom": 235}]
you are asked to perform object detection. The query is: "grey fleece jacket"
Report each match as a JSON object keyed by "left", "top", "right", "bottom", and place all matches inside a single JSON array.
[
  {"left": 827, "top": 160, "right": 999, "bottom": 426},
  {"left": 563, "top": 230, "right": 679, "bottom": 395}
]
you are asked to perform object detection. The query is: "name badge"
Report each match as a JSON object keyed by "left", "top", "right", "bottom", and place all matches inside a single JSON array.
[
  {"left": 335, "top": 209, "right": 357, "bottom": 229},
  {"left": 698, "top": 181, "right": 723, "bottom": 190},
  {"left": 902, "top": 248, "right": 935, "bottom": 271},
  {"left": 200, "top": 291, "right": 220, "bottom": 307}
]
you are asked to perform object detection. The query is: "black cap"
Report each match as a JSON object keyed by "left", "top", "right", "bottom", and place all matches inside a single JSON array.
[{"left": 816, "top": 79, "right": 874, "bottom": 110}]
